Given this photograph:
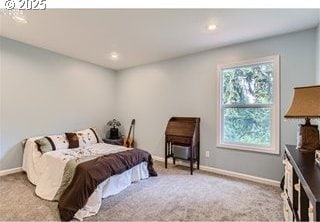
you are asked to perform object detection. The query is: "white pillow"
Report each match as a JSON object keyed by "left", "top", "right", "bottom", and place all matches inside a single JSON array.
[
  {"left": 75, "top": 128, "right": 101, "bottom": 148},
  {"left": 35, "top": 134, "right": 69, "bottom": 153},
  {"left": 46, "top": 134, "right": 69, "bottom": 150}
]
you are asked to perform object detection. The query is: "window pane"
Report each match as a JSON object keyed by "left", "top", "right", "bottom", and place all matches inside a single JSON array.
[
  {"left": 222, "top": 63, "right": 273, "bottom": 105},
  {"left": 223, "top": 108, "right": 271, "bottom": 146}
]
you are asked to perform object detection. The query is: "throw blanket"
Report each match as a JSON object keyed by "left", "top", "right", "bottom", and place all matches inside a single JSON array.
[{"left": 58, "top": 149, "right": 157, "bottom": 221}]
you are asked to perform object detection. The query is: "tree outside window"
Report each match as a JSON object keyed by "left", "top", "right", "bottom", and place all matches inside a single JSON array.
[{"left": 217, "top": 56, "right": 279, "bottom": 154}]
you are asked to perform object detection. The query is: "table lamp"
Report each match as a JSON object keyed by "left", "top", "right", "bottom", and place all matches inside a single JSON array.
[{"left": 284, "top": 85, "right": 320, "bottom": 152}]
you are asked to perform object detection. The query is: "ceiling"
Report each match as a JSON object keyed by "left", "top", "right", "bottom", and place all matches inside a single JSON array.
[{"left": 1, "top": 9, "right": 319, "bottom": 70}]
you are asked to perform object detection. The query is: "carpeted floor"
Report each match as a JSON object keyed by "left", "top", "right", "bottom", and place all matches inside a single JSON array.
[{"left": 0, "top": 161, "right": 284, "bottom": 221}]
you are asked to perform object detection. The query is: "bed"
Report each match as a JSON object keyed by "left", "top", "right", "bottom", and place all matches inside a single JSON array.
[{"left": 22, "top": 132, "right": 157, "bottom": 221}]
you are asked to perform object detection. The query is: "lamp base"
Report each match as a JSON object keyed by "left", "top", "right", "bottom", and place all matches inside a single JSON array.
[
  {"left": 297, "top": 119, "right": 320, "bottom": 152},
  {"left": 109, "top": 128, "right": 119, "bottom": 140}
]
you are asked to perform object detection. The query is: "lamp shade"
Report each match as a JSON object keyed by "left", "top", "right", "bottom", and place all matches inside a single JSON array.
[{"left": 284, "top": 85, "right": 320, "bottom": 118}]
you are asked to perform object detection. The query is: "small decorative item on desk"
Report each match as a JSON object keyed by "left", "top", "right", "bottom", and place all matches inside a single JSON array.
[
  {"left": 107, "top": 119, "right": 121, "bottom": 139},
  {"left": 284, "top": 85, "right": 320, "bottom": 152}
]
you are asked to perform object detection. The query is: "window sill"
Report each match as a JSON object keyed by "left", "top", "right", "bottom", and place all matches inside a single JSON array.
[{"left": 217, "top": 143, "right": 280, "bottom": 155}]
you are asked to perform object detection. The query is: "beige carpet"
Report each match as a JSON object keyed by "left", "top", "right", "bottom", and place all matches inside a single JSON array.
[{"left": 0, "top": 161, "right": 284, "bottom": 221}]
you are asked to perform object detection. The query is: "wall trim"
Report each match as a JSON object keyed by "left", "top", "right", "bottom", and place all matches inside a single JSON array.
[
  {"left": 153, "top": 155, "right": 280, "bottom": 187},
  {"left": 0, "top": 167, "right": 23, "bottom": 177},
  {"left": 0, "top": 157, "right": 280, "bottom": 186}
]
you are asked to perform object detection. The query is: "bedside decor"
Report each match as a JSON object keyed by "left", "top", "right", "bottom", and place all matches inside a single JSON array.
[
  {"left": 284, "top": 85, "right": 320, "bottom": 152},
  {"left": 107, "top": 119, "right": 121, "bottom": 139},
  {"left": 102, "top": 138, "right": 123, "bottom": 145}
]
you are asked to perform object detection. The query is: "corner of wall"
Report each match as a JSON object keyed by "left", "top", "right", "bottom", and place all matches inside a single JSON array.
[{"left": 0, "top": 37, "right": 119, "bottom": 171}]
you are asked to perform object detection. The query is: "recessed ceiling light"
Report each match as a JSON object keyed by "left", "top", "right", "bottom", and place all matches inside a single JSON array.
[
  {"left": 207, "top": 24, "right": 217, "bottom": 31},
  {"left": 109, "top": 52, "right": 119, "bottom": 61},
  {"left": 12, "top": 15, "right": 28, "bottom": 24}
]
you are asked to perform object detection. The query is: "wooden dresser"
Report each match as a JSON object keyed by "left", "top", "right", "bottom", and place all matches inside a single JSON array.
[
  {"left": 165, "top": 117, "right": 200, "bottom": 175},
  {"left": 283, "top": 145, "right": 320, "bottom": 221}
]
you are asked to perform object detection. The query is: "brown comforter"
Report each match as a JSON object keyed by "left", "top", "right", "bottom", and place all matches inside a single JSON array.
[{"left": 58, "top": 148, "right": 157, "bottom": 221}]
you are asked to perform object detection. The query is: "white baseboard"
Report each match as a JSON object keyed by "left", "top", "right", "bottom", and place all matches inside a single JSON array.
[
  {"left": 0, "top": 167, "right": 23, "bottom": 177},
  {"left": 153, "top": 155, "right": 280, "bottom": 187},
  {"left": 153, "top": 156, "right": 168, "bottom": 162},
  {"left": 0, "top": 158, "right": 279, "bottom": 186}
]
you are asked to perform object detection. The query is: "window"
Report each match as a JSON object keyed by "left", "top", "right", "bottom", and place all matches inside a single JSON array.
[{"left": 217, "top": 55, "right": 280, "bottom": 154}]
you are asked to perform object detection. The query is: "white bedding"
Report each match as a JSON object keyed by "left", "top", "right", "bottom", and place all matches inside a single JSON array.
[{"left": 22, "top": 138, "right": 149, "bottom": 220}]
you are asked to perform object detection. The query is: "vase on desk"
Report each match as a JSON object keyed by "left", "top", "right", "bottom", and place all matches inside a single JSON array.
[{"left": 109, "top": 127, "right": 119, "bottom": 139}]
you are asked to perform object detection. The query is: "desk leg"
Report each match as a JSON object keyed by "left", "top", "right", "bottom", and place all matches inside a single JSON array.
[
  {"left": 190, "top": 147, "right": 193, "bottom": 175},
  {"left": 197, "top": 143, "right": 200, "bottom": 170},
  {"left": 165, "top": 142, "right": 168, "bottom": 168}
]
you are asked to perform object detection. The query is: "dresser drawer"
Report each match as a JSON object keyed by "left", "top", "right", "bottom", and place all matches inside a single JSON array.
[
  {"left": 283, "top": 158, "right": 293, "bottom": 201},
  {"left": 167, "top": 135, "right": 192, "bottom": 144}
]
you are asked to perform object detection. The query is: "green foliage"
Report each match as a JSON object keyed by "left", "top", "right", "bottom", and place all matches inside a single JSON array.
[
  {"left": 223, "top": 63, "right": 273, "bottom": 104},
  {"left": 223, "top": 108, "right": 271, "bottom": 146},
  {"left": 222, "top": 63, "right": 273, "bottom": 146}
]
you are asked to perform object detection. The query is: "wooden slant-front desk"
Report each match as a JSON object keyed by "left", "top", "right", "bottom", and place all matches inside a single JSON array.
[{"left": 165, "top": 117, "right": 200, "bottom": 175}]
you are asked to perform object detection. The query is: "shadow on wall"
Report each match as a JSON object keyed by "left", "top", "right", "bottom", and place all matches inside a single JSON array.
[{"left": 0, "top": 142, "right": 24, "bottom": 170}]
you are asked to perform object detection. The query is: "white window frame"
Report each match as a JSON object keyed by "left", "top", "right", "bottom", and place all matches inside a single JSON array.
[{"left": 217, "top": 55, "right": 280, "bottom": 154}]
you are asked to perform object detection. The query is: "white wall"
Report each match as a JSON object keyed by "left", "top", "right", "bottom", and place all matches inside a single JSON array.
[
  {"left": 0, "top": 37, "right": 116, "bottom": 170},
  {"left": 116, "top": 29, "right": 316, "bottom": 181},
  {"left": 1, "top": 28, "right": 317, "bottom": 180}
]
